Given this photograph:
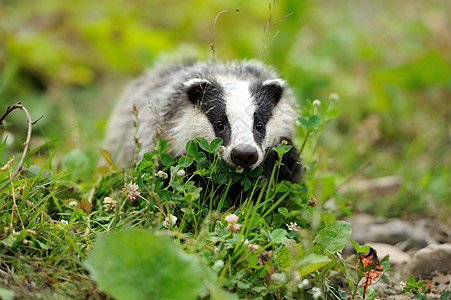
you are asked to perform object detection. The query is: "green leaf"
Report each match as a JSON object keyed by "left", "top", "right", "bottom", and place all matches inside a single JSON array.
[
  {"left": 209, "top": 284, "right": 239, "bottom": 300},
  {"left": 326, "top": 107, "right": 341, "bottom": 118},
  {"left": 218, "top": 173, "right": 228, "bottom": 184},
  {"left": 240, "top": 176, "right": 251, "bottom": 191},
  {"left": 158, "top": 138, "right": 168, "bottom": 155},
  {"left": 186, "top": 140, "right": 198, "bottom": 157},
  {"left": 170, "top": 181, "right": 184, "bottom": 193},
  {"left": 85, "top": 231, "right": 212, "bottom": 300},
  {"left": 178, "top": 156, "right": 194, "bottom": 167},
  {"left": 297, "top": 254, "right": 332, "bottom": 276},
  {"left": 313, "top": 221, "right": 352, "bottom": 254},
  {"left": 441, "top": 291, "right": 450, "bottom": 300},
  {"left": 137, "top": 151, "right": 155, "bottom": 171},
  {"left": 298, "top": 115, "right": 322, "bottom": 130},
  {"left": 272, "top": 143, "right": 292, "bottom": 155},
  {"left": 210, "top": 138, "right": 223, "bottom": 151},
  {"left": 350, "top": 239, "right": 371, "bottom": 253},
  {"left": 278, "top": 207, "right": 289, "bottom": 217},
  {"left": 196, "top": 137, "right": 210, "bottom": 152},
  {"left": 160, "top": 154, "right": 175, "bottom": 166},
  {"left": 0, "top": 288, "right": 15, "bottom": 300},
  {"left": 270, "top": 228, "right": 288, "bottom": 244},
  {"left": 308, "top": 115, "right": 321, "bottom": 129}
]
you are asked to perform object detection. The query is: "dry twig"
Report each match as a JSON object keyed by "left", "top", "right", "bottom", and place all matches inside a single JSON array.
[{"left": 0, "top": 102, "right": 41, "bottom": 192}]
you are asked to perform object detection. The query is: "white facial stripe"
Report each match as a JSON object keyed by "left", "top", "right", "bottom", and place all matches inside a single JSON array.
[
  {"left": 221, "top": 79, "right": 265, "bottom": 169},
  {"left": 263, "top": 78, "right": 286, "bottom": 87},
  {"left": 183, "top": 78, "right": 211, "bottom": 88},
  {"left": 225, "top": 80, "right": 256, "bottom": 145}
]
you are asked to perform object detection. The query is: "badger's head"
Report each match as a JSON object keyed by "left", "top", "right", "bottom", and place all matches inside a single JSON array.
[{"left": 182, "top": 74, "right": 296, "bottom": 170}]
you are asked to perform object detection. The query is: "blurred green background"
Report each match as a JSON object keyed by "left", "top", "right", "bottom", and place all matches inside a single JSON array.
[{"left": 1, "top": 0, "right": 450, "bottom": 219}]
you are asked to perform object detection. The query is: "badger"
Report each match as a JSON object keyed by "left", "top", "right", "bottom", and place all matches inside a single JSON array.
[{"left": 105, "top": 60, "right": 301, "bottom": 182}]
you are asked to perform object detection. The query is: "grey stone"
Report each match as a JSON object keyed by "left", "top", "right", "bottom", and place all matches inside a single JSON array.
[
  {"left": 348, "top": 214, "right": 437, "bottom": 250},
  {"left": 404, "top": 243, "right": 451, "bottom": 280}
]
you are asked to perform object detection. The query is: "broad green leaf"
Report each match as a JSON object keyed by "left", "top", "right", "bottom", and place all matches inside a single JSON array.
[
  {"left": 85, "top": 231, "right": 212, "bottom": 300},
  {"left": 270, "top": 228, "right": 288, "bottom": 244},
  {"left": 196, "top": 137, "right": 210, "bottom": 152},
  {"left": 0, "top": 288, "right": 14, "bottom": 300},
  {"left": 313, "top": 221, "right": 352, "bottom": 254},
  {"left": 170, "top": 181, "right": 184, "bottom": 193},
  {"left": 278, "top": 207, "right": 289, "bottom": 217},
  {"left": 178, "top": 156, "right": 194, "bottom": 167},
  {"left": 308, "top": 115, "right": 321, "bottom": 129},
  {"left": 350, "top": 239, "right": 371, "bottom": 253},
  {"left": 186, "top": 140, "right": 198, "bottom": 157},
  {"left": 158, "top": 138, "right": 168, "bottom": 155},
  {"left": 210, "top": 138, "right": 223, "bottom": 151},
  {"left": 218, "top": 173, "right": 228, "bottom": 184},
  {"left": 137, "top": 151, "right": 155, "bottom": 171},
  {"left": 160, "top": 153, "right": 175, "bottom": 166},
  {"left": 298, "top": 117, "right": 310, "bottom": 129},
  {"left": 208, "top": 284, "right": 239, "bottom": 300},
  {"left": 298, "top": 253, "right": 332, "bottom": 276},
  {"left": 240, "top": 176, "right": 251, "bottom": 191},
  {"left": 326, "top": 107, "right": 341, "bottom": 118}
]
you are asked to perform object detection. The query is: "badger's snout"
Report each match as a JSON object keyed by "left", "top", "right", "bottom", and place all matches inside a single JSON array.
[{"left": 231, "top": 144, "right": 259, "bottom": 167}]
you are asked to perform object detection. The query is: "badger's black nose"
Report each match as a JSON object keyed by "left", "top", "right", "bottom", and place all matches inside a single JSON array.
[{"left": 231, "top": 144, "right": 258, "bottom": 167}]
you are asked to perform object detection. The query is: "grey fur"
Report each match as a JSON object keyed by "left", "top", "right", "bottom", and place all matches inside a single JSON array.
[{"left": 105, "top": 60, "right": 298, "bottom": 169}]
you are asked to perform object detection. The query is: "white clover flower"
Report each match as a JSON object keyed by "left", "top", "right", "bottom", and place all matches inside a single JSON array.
[
  {"left": 399, "top": 281, "right": 406, "bottom": 289},
  {"left": 216, "top": 145, "right": 225, "bottom": 156},
  {"left": 68, "top": 200, "right": 78, "bottom": 208},
  {"left": 156, "top": 170, "right": 168, "bottom": 180},
  {"left": 176, "top": 169, "right": 185, "bottom": 177},
  {"left": 311, "top": 287, "right": 322, "bottom": 299},
  {"left": 270, "top": 272, "right": 287, "bottom": 284},
  {"left": 329, "top": 92, "right": 340, "bottom": 101},
  {"left": 102, "top": 197, "right": 117, "bottom": 212},
  {"left": 163, "top": 214, "right": 177, "bottom": 228},
  {"left": 212, "top": 260, "right": 224, "bottom": 272},
  {"left": 298, "top": 278, "right": 310, "bottom": 289},
  {"left": 312, "top": 99, "right": 321, "bottom": 107},
  {"left": 286, "top": 222, "right": 300, "bottom": 232}
]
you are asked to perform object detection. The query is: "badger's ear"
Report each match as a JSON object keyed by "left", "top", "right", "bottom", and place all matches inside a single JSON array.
[
  {"left": 183, "top": 78, "right": 213, "bottom": 105},
  {"left": 261, "top": 79, "right": 285, "bottom": 104}
]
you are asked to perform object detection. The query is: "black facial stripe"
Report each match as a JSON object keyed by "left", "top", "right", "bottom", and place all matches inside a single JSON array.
[
  {"left": 250, "top": 81, "right": 284, "bottom": 145},
  {"left": 186, "top": 79, "right": 231, "bottom": 146}
]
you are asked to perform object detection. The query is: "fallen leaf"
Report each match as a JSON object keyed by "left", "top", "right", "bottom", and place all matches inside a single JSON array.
[{"left": 359, "top": 247, "right": 384, "bottom": 299}]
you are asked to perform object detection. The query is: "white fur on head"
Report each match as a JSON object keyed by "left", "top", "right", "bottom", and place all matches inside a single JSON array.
[
  {"left": 183, "top": 78, "right": 212, "bottom": 88},
  {"left": 262, "top": 78, "right": 286, "bottom": 87},
  {"left": 221, "top": 79, "right": 265, "bottom": 169}
]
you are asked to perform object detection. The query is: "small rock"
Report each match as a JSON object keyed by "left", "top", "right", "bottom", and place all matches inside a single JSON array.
[
  {"left": 387, "top": 295, "right": 413, "bottom": 300},
  {"left": 349, "top": 215, "right": 437, "bottom": 250},
  {"left": 434, "top": 272, "right": 451, "bottom": 285},
  {"left": 366, "top": 242, "right": 411, "bottom": 268},
  {"left": 404, "top": 243, "right": 451, "bottom": 280}
]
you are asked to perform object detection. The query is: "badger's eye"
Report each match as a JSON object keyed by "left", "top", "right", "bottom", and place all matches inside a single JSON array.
[
  {"left": 215, "top": 121, "right": 225, "bottom": 131},
  {"left": 255, "top": 122, "right": 264, "bottom": 133}
]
